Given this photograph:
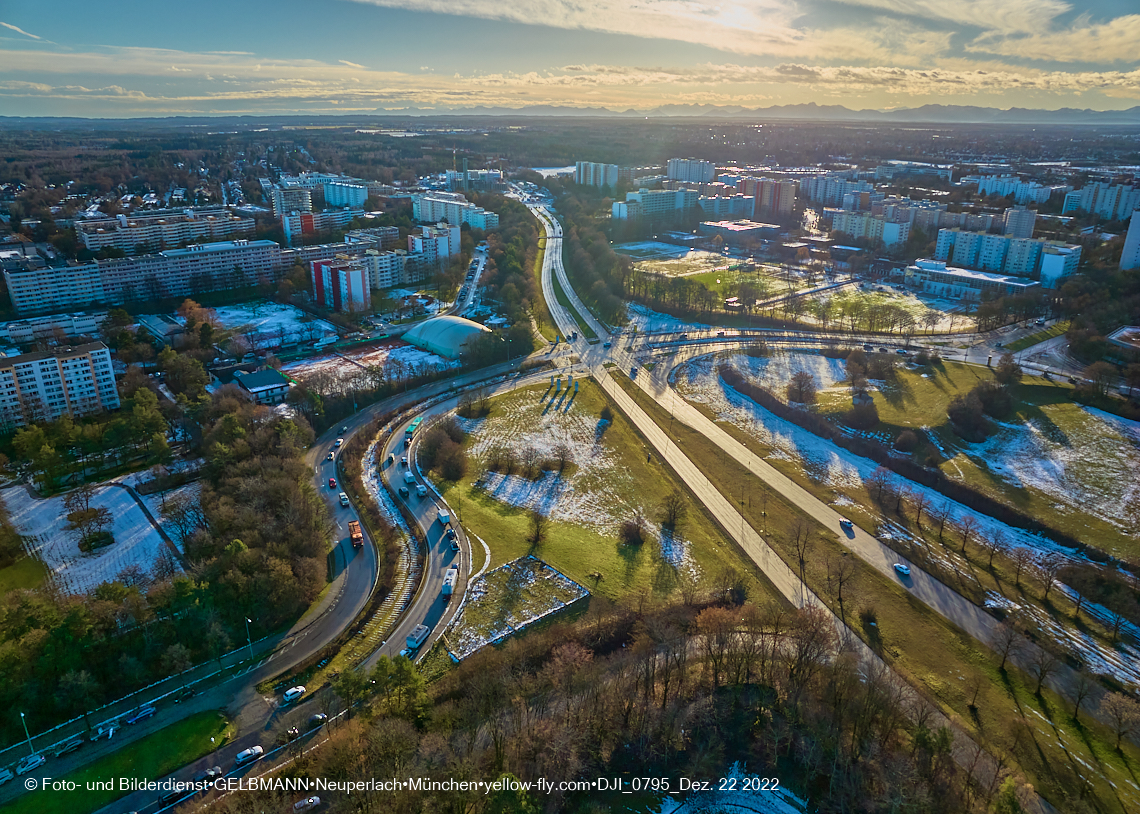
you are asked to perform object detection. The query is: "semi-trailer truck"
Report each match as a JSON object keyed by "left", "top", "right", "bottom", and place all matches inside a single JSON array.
[{"left": 348, "top": 520, "right": 363, "bottom": 548}]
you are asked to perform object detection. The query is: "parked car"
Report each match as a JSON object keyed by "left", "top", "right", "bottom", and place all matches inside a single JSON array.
[
  {"left": 52, "top": 735, "right": 84, "bottom": 757},
  {"left": 893, "top": 563, "right": 911, "bottom": 576},
  {"left": 15, "top": 754, "right": 46, "bottom": 775},
  {"left": 328, "top": 477, "right": 337, "bottom": 489},
  {"left": 172, "top": 686, "right": 197, "bottom": 703},
  {"left": 0, "top": 767, "right": 14, "bottom": 786},
  {"left": 282, "top": 686, "right": 306, "bottom": 704},
  {"left": 161, "top": 788, "right": 192, "bottom": 805},
  {"left": 308, "top": 713, "right": 328, "bottom": 729},
  {"left": 234, "top": 745, "right": 263, "bottom": 766},
  {"left": 125, "top": 705, "right": 156, "bottom": 724},
  {"left": 89, "top": 722, "right": 116, "bottom": 742},
  {"left": 192, "top": 766, "right": 222, "bottom": 784},
  {"left": 839, "top": 518, "right": 853, "bottom": 530},
  {"left": 862, "top": 344, "right": 874, "bottom": 351},
  {"left": 294, "top": 796, "right": 322, "bottom": 812},
  {"left": 602, "top": 341, "right": 611, "bottom": 348},
  {"left": 895, "top": 348, "right": 908, "bottom": 355},
  {"left": 339, "top": 426, "right": 348, "bottom": 434}
]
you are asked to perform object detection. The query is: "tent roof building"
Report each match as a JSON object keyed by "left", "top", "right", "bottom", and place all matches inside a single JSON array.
[{"left": 402, "top": 315, "right": 490, "bottom": 359}]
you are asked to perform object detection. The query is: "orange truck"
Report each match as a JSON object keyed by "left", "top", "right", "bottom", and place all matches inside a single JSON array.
[{"left": 348, "top": 520, "right": 364, "bottom": 549}]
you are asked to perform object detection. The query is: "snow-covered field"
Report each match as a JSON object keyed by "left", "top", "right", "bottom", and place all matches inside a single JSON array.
[
  {"left": 626, "top": 303, "right": 711, "bottom": 334},
  {"left": 281, "top": 342, "right": 455, "bottom": 394},
  {"left": 613, "top": 241, "right": 702, "bottom": 260},
  {"left": 443, "top": 555, "right": 588, "bottom": 660},
  {"left": 0, "top": 484, "right": 174, "bottom": 595},
  {"left": 671, "top": 352, "right": 1140, "bottom": 684},
  {"left": 968, "top": 405, "right": 1140, "bottom": 533},
  {"left": 185, "top": 301, "right": 338, "bottom": 350}
]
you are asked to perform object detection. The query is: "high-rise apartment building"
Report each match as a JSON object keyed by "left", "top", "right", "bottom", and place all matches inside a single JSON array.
[
  {"left": 934, "top": 228, "right": 1080, "bottom": 284},
  {"left": 281, "top": 209, "right": 364, "bottom": 244},
  {"left": 1003, "top": 206, "right": 1037, "bottom": 239},
  {"left": 830, "top": 211, "right": 910, "bottom": 247},
  {"left": 76, "top": 208, "right": 255, "bottom": 254},
  {"left": 574, "top": 162, "right": 619, "bottom": 188},
  {"left": 612, "top": 188, "right": 699, "bottom": 220},
  {"left": 1121, "top": 210, "right": 1140, "bottom": 271},
  {"left": 311, "top": 258, "right": 370, "bottom": 313},
  {"left": 753, "top": 178, "right": 797, "bottom": 218},
  {"left": 1039, "top": 245, "right": 1082, "bottom": 289},
  {"left": 269, "top": 187, "right": 313, "bottom": 216},
  {"left": 800, "top": 174, "right": 874, "bottom": 206},
  {"left": 409, "top": 223, "right": 461, "bottom": 261},
  {"left": 1062, "top": 183, "right": 1140, "bottom": 220},
  {"left": 974, "top": 175, "right": 1055, "bottom": 205},
  {"left": 0, "top": 342, "right": 120, "bottom": 429},
  {"left": 323, "top": 181, "right": 369, "bottom": 208},
  {"left": 666, "top": 158, "right": 715, "bottom": 184},
  {"left": 411, "top": 193, "right": 499, "bottom": 230}
]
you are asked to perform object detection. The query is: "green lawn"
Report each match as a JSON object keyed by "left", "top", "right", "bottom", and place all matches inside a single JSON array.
[
  {"left": 5, "top": 711, "right": 233, "bottom": 814},
  {"left": 1005, "top": 320, "right": 1070, "bottom": 353},
  {"left": 0, "top": 555, "right": 48, "bottom": 593},
  {"left": 438, "top": 381, "right": 782, "bottom": 606},
  {"left": 614, "top": 373, "right": 1140, "bottom": 814}
]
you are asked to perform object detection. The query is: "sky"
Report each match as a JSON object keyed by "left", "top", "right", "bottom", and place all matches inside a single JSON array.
[{"left": 1, "top": 0, "right": 1139, "bottom": 117}]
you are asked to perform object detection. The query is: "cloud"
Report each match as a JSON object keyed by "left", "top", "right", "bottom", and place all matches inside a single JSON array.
[
  {"left": 339, "top": 60, "right": 367, "bottom": 69},
  {"left": 968, "top": 13, "right": 1140, "bottom": 63},
  {"left": 0, "top": 21, "right": 41, "bottom": 40}
]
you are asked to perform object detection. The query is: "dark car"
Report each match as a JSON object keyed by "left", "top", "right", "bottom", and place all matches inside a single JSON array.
[
  {"left": 192, "top": 766, "right": 222, "bottom": 784},
  {"left": 398, "top": 486, "right": 410, "bottom": 498},
  {"left": 125, "top": 705, "right": 156, "bottom": 724},
  {"left": 308, "top": 713, "right": 329, "bottom": 729},
  {"left": 286, "top": 726, "right": 301, "bottom": 740},
  {"left": 161, "top": 788, "right": 192, "bottom": 806}
]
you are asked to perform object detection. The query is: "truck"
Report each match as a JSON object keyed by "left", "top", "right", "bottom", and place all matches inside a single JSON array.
[
  {"left": 442, "top": 565, "right": 458, "bottom": 597},
  {"left": 348, "top": 520, "right": 363, "bottom": 549},
  {"left": 406, "top": 623, "right": 430, "bottom": 650},
  {"left": 403, "top": 470, "right": 416, "bottom": 485},
  {"left": 438, "top": 509, "right": 450, "bottom": 526}
]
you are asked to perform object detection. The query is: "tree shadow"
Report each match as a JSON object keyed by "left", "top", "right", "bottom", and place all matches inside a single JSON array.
[{"left": 616, "top": 535, "right": 645, "bottom": 587}]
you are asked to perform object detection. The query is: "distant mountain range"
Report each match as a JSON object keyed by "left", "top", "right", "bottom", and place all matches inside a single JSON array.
[{"left": 3, "top": 103, "right": 1140, "bottom": 127}]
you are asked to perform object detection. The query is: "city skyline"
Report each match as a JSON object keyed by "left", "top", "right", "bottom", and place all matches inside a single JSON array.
[{"left": 1, "top": 0, "right": 1139, "bottom": 117}]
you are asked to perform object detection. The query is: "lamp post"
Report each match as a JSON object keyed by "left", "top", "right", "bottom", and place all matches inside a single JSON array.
[
  {"left": 244, "top": 617, "right": 253, "bottom": 661},
  {"left": 19, "top": 712, "right": 33, "bottom": 756}
]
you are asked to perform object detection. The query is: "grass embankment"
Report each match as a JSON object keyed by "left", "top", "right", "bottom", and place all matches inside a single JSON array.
[
  {"left": 0, "top": 555, "right": 47, "bottom": 593},
  {"left": 814, "top": 358, "right": 1136, "bottom": 560},
  {"left": 5, "top": 711, "right": 233, "bottom": 814},
  {"left": 531, "top": 238, "right": 558, "bottom": 343},
  {"left": 614, "top": 373, "right": 1140, "bottom": 813},
  {"left": 1005, "top": 320, "right": 1071, "bottom": 353},
  {"left": 436, "top": 381, "right": 782, "bottom": 606}
]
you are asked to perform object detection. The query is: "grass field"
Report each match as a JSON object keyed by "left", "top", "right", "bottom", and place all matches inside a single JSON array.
[
  {"left": 437, "top": 381, "right": 783, "bottom": 606},
  {"left": 0, "top": 555, "right": 48, "bottom": 593},
  {"left": 4, "top": 711, "right": 233, "bottom": 814},
  {"left": 1005, "top": 320, "right": 1070, "bottom": 353},
  {"left": 684, "top": 266, "right": 808, "bottom": 300},
  {"left": 614, "top": 374, "right": 1140, "bottom": 814}
]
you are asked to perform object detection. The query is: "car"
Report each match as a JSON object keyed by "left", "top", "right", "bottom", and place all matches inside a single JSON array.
[
  {"left": 191, "top": 766, "right": 223, "bottom": 784},
  {"left": 862, "top": 344, "right": 874, "bottom": 351},
  {"left": 445, "top": 527, "right": 457, "bottom": 540},
  {"left": 15, "top": 754, "right": 46, "bottom": 775},
  {"left": 398, "top": 648, "right": 410, "bottom": 658},
  {"left": 893, "top": 563, "right": 911, "bottom": 576},
  {"left": 400, "top": 456, "right": 408, "bottom": 467},
  {"left": 294, "top": 796, "right": 322, "bottom": 812},
  {"left": 328, "top": 477, "right": 337, "bottom": 489},
  {"left": 286, "top": 726, "right": 301, "bottom": 740},
  {"left": 1035, "top": 319, "right": 1046, "bottom": 326},
  {"left": 415, "top": 484, "right": 427, "bottom": 498},
  {"left": 234, "top": 745, "right": 263, "bottom": 766},
  {"left": 125, "top": 705, "right": 156, "bottom": 724},
  {"left": 339, "top": 492, "right": 349, "bottom": 507},
  {"left": 161, "top": 788, "right": 193, "bottom": 805},
  {"left": 398, "top": 486, "right": 410, "bottom": 498},
  {"left": 339, "top": 426, "right": 348, "bottom": 434},
  {"left": 89, "top": 722, "right": 116, "bottom": 742},
  {"left": 327, "top": 451, "right": 335, "bottom": 461},
  {"left": 0, "top": 767, "right": 14, "bottom": 786},
  {"left": 172, "top": 686, "right": 197, "bottom": 704},
  {"left": 679, "top": 333, "right": 688, "bottom": 340},
  {"left": 52, "top": 735, "right": 84, "bottom": 757},
  {"left": 839, "top": 518, "right": 853, "bottom": 530},
  {"left": 308, "top": 713, "right": 328, "bottom": 729},
  {"left": 717, "top": 331, "right": 725, "bottom": 337},
  {"left": 282, "top": 686, "right": 306, "bottom": 704},
  {"left": 602, "top": 341, "right": 611, "bottom": 348},
  {"left": 334, "top": 438, "right": 343, "bottom": 448},
  {"left": 895, "top": 348, "right": 908, "bottom": 355},
  {"left": 630, "top": 367, "right": 638, "bottom": 376},
  {"left": 879, "top": 347, "right": 889, "bottom": 353},
  {"left": 386, "top": 453, "right": 394, "bottom": 465},
  {"left": 450, "top": 539, "right": 460, "bottom": 552}
]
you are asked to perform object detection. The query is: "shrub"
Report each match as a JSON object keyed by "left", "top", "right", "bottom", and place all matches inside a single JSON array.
[
  {"left": 894, "top": 430, "right": 919, "bottom": 452},
  {"left": 845, "top": 401, "right": 879, "bottom": 430},
  {"left": 600, "top": 405, "right": 613, "bottom": 423},
  {"left": 618, "top": 518, "right": 645, "bottom": 545},
  {"left": 973, "top": 380, "right": 1013, "bottom": 418},
  {"left": 786, "top": 370, "right": 817, "bottom": 404},
  {"left": 947, "top": 392, "right": 989, "bottom": 441}
]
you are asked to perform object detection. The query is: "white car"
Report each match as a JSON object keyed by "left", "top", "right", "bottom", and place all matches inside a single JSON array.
[
  {"left": 282, "top": 686, "right": 306, "bottom": 704},
  {"left": 0, "top": 766, "right": 14, "bottom": 786},
  {"left": 235, "top": 745, "right": 263, "bottom": 766},
  {"left": 339, "top": 492, "right": 349, "bottom": 507},
  {"left": 334, "top": 438, "right": 343, "bottom": 448},
  {"left": 16, "top": 754, "right": 46, "bottom": 775},
  {"left": 294, "top": 797, "right": 322, "bottom": 812},
  {"left": 893, "top": 563, "right": 911, "bottom": 576}
]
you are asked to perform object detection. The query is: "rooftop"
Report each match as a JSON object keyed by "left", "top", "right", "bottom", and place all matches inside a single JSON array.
[{"left": 0, "top": 342, "right": 109, "bottom": 367}]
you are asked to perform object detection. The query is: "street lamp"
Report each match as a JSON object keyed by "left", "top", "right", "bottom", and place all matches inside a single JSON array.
[
  {"left": 245, "top": 617, "right": 253, "bottom": 661},
  {"left": 19, "top": 711, "right": 33, "bottom": 756}
]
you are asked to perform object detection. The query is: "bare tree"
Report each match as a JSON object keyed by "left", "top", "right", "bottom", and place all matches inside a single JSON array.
[
  {"left": 930, "top": 501, "right": 952, "bottom": 540},
  {"left": 1013, "top": 548, "right": 1033, "bottom": 586},
  {"left": 980, "top": 530, "right": 1005, "bottom": 569},
  {"left": 657, "top": 491, "right": 688, "bottom": 530},
  {"left": 1071, "top": 671, "right": 1096, "bottom": 721},
  {"left": 864, "top": 466, "right": 891, "bottom": 504},
  {"left": 528, "top": 509, "right": 549, "bottom": 546},
  {"left": 957, "top": 515, "right": 979, "bottom": 555},
  {"left": 552, "top": 443, "right": 572, "bottom": 474},
  {"left": 827, "top": 553, "right": 856, "bottom": 622},
  {"left": 1028, "top": 648, "right": 1058, "bottom": 694},
  {"left": 990, "top": 621, "right": 1021, "bottom": 671},
  {"left": 790, "top": 518, "right": 812, "bottom": 597},
  {"left": 1099, "top": 691, "right": 1140, "bottom": 749},
  {"left": 1038, "top": 554, "right": 1065, "bottom": 601},
  {"left": 910, "top": 490, "right": 931, "bottom": 528}
]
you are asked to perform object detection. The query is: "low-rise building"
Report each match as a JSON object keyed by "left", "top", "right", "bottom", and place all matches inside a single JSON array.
[
  {"left": 698, "top": 220, "right": 780, "bottom": 244},
  {"left": 904, "top": 259, "right": 1040, "bottom": 301},
  {"left": 234, "top": 367, "right": 291, "bottom": 405},
  {"left": 0, "top": 342, "right": 119, "bottom": 429}
]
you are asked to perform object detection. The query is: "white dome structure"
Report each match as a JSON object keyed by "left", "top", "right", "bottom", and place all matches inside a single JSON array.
[{"left": 402, "top": 315, "right": 491, "bottom": 359}]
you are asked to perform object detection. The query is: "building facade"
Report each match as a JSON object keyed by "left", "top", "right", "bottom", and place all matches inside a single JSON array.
[
  {"left": 666, "top": 158, "right": 715, "bottom": 184},
  {"left": 311, "top": 258, "right": 371, "bottom": 312},
  {"left": 934, "top": 228, "right": 1080, "bottom": 281},
  {"left": 281, "top": 209, "right": 364, "bottom": 244},
  {"left": 1062, "top": 183, "right": 1140, "bottom": 220},
  {"left": 904, "top": 259, "right": 1040, "bottom": 301},
  {"left": 612, "top": 188, "right": 699, "bottom": 220},
  {"left": 1121, "top": 210, "right": 1140, "bottom": 271},
  {"left": 830, "top": 211, "right": 911, "bottom": 247},
  {"left": 76, "top": 208, "right": 255, "bottom": 254},
  {"left": 411, "top": 193, "right": 499, "bottom": 230},
  {"left": 323, "top": 181, "right": 369, "bottom": 209},
  {"left": 1003, "top": 206, "right": 1037, "bottom": 239},
  {"left": 0, "top": 342, "right": 119, "bottom": 429},
  {"left": 574, "top": 162, "right": 619, "bottom": 188},
  {"left": 269, "top": 187, "right": 313, "bottom": 216}
]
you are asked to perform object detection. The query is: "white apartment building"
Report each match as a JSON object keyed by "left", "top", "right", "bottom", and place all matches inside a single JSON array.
[
  {"left": 323, "top": 181, "right": 369, "bottom": 208},
  {"left": 410, "top": 193, "right": 499, "bottom": 230},
  {"left": 269, "top": 187, "right": 313, "bottom": 216},
  {"left": 934, "top": 228, "right": 1080, "bottom": 281},
  {"left": 1039, "top": 245, "right": 1082, "bottom": 289},
  {"left": 666, "top": 158, "right": 716, "bottom": 184},
  {"left": 612, "top": 188, "right": 699, "bottom": 220},
  {"left": 830, "top": 211, "right": 910, "bottom": 247},
  {"left": 344, "top": 226, "right": 402, "bottom": 252},
  {"left": 76, "top": 208, "right": 255, "bottom": 253},
  {"left": 974, "top": 175, "right": 1055, "bottom": 205},
  {"left": 801, "top": 174, "right": 875, "bottom": 206},
  {"left": 1062, "top": 183, "right": 1140, "bottom": 220},
  {"left": 575, "top": 162, "right": 619, "bottom": 188},
  {"left": 409, "top": 223, "right": 461, "bottom": 261},
  {"left": 281, "top": 209, "right": 364, "bottom": 244},
  {"left": 905, "top": 260, "right": 1040, "bottom": 301},
  {"left": 1122, "top": 210, "right": 1140, "bottom": 271},
  {"left": 311, "top": 257, "right": 370, "bottom": 313},
  {"left": 1003, "top": 206, "right": 1037, "bottom": 239},
  {"left": 0, "top": 342, "right": 119, "bottom": 429},
  {"left": 0, "top": 311, "right": 107, "bottom": 344}
]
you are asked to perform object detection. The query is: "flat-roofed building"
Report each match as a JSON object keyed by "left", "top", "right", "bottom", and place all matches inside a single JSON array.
[
  {"left": 233, "top": 367, "right": 291, "bottom": 405},
  {"left": 76, "top": 208, "right": 256, "bottom": 254},
  {"left": 0, "top": 341, "right": 119, "bottom": 429},
  {"left": 904, "top": 259, "right": 1040, "bottom": 301}
]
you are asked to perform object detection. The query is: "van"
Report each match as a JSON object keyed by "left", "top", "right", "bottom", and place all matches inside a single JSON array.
[
  {"left": 403, "top": 471, "right": 416, "bottom": 485},
  {"left": 415, "top": 484, "right": 427, "bottom": 498}
]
